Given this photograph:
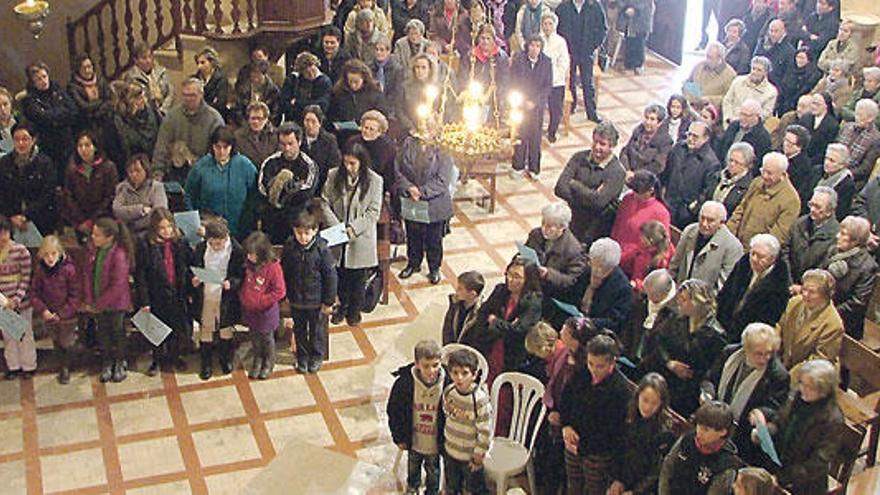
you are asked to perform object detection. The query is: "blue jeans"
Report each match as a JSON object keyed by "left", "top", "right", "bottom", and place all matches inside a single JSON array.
[
  {"left": 407, "top": 450, "right": 440, "bottom": 494},
  {"left": 444, "top": 455, "right": 488, "bottom": 495}
]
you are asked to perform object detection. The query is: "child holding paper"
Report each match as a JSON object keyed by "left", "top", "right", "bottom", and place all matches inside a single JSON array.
[
  {"left": 191, "top": 217, "right": 245, "bottom": 380},
  {"left": 0, "top": 215, "right": 35, "bottom": 380},
  {"left": 239, "top": 231, "right": 286, "bottom": 379},
  {"left": 85, "top": 218, "right": 135, "bottom": 383},
  {"left": 281, "top": 212, "right": 337, "bottom": 373},
  {"left": 135, "top": 208, "right": 193, "bottom": 376},
  {"left": 31, "top": 236, "right": 81, "bottom": 384}
]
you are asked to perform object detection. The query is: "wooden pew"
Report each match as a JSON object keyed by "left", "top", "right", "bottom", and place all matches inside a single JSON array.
[{"left": 839, "top": 334, "right": 880, "bottom": 466}]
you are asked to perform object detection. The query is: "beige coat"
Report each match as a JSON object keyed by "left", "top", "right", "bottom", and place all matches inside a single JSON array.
[
  {"left": 727, "top": 177, "right": 801, "bottom": 248},
  {"left": 776, "top": 295, "right": 844, "bottom": 378},
  {"left": 683, "top": 61, "right": 737, "bottom": 110},
  {"left": 722, "top": 75, "right": 778, "bottom": 127}
]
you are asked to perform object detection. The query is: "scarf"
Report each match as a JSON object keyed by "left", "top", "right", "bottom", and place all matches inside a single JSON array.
[
  {"left": 717, "top": 348, "right": 765, "bottom": 419},
  {"left": 74, "top": 73, "right": 100, "bottom": 101},
  {"left": 163, "top": 240, "right": 176, "bottom": 287},
  {"left": 667, "top": 118, "right": 681, "bottom": 142},
  {"left": 818, "top": 167, "right": 852, "bottom": 190},
  {"left": 41, "top": 256, "right": 64, "bottom": 277},
  {"left": 825, "top": 246, "right": 862, "bottom": 281},
  {"left": 473, "top": 43, "right": 500, "bottom": 63},
  {"left": 713, "top": 169, "right": 748, "bottom": 203},
  {"left": 521, "top": 2, "right": 543, "bottom": 40},
  {"left": 645, "top": 284, "right": 676, "bottom": 329}
]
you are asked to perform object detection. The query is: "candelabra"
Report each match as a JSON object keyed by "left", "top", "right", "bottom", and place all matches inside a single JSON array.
[{"left": 14, "top": 0, "right": 51, "bottom": 39}]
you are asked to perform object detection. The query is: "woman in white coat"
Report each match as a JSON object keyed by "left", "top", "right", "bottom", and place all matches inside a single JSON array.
[{"left": 540, "top": 11, "right": 570, "bottom": 143}]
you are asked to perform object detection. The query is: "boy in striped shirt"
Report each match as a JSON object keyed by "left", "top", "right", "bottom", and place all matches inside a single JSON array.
[{"left": 443, "top": 348, "right": 492, "bottom": 495}]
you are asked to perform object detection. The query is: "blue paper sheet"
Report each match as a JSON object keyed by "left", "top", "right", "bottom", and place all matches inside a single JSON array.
[
  {"left": 0, "top": 308, "right": 28, "bottom": 341},
  {"left": 401, "top": 198, "right": 430, "bottom": 223},
  {"left": 174, "top": 210, "right": 202, "bottom": 246},
  {"left": 191, "top": 266, "right": 224, "bottom": 285},
  {"left": 683, "top": 81, "right": 702, "bottom": 98},
  {"left": 320, "top": 223, "right": 350, "bottom": 247},
  {"left": 131, "top": 308, "right": 173, "bottom": 346},
  {"left": 13, "top": 221, "right": 43, "bottom": 248},
  {"left": 552, "top": 298, "right": 583, "bottom": 317},
  {"left": 757, "top": 422, "right": 782, "bottom": 466},
  {"left": 515, "top": 241, "right": 541, "bottom": 266}
]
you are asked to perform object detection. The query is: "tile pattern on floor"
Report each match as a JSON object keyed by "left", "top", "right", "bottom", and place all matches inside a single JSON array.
[{"left": 0, "top": 54, "right": 694, "bottom": 493}]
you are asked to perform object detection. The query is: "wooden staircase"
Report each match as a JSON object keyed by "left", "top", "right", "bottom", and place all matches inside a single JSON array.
[{"left": 66, "top": 0, "right": 327, "bottom": 81}]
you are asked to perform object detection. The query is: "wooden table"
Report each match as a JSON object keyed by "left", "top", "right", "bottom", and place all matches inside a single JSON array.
[{"left": 458, "top": 155, "right": 505, "bottom": 214}]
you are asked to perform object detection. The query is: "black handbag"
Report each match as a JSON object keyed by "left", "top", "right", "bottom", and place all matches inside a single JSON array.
[{"left": 362, "top": 267, "right": 384, "bottom": 313}]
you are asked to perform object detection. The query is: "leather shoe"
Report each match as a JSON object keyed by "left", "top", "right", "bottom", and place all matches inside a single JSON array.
[
  {"left": 398, "top": 266, "right": 419, "bottom": 279},
  {"left": 427, "top": 270, "right": 441, "bottom": 284}
]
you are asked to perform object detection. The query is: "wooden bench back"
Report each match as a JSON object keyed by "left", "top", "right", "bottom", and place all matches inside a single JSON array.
[{"left": 840, "top": 334, "right": 880, "bottom": 394}]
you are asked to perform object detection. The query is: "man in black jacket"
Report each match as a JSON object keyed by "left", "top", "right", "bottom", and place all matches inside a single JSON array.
[
  {"left": 753, "top": 19, "right": 795, "bottom": 89},
  {"left": 556, "top": 0, "right": 607, "bottom": 122},
  {"left": 666, "top": 121, "right": 722, "bottom": 229},
  {"left": 717, "top": 99, "right": 772, "bottom": 169}
]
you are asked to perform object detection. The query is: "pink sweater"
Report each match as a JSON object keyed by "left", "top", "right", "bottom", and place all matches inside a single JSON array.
[{"left": 610, "top": 193, "right": 671, "bottom": 261}]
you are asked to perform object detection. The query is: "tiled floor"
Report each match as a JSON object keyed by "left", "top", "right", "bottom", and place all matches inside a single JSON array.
[{"left": 1, "top": 54, "right": 697, "bottom": 494}]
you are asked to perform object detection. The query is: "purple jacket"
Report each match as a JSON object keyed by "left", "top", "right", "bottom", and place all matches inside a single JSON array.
[
  {"left": 85, "top": 243, "right": 132, "bottom": 311},
  {"left": 31, "top": 256, "right": 81, "bottom": 321}
]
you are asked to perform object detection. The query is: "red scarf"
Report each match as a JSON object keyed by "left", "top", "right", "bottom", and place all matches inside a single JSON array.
[
  {"left": 163, "top": 240, "right": 176, "bottom": 286},
  {"left": 695, "top": 435, "right": 725, "bottom": 455},
  {"left": 473, "top": 43, "right": 500, "bottom": 63}
]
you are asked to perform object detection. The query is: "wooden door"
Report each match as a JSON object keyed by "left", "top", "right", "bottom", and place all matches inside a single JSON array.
[{"left": 648, "top": 0, "right": 688, "bottom": 65}]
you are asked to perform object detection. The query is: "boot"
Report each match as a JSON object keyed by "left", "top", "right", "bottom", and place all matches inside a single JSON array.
[
  {"left": 99, "top": 361, "right": 113, "bottom": 383},
  {"left": 199, "top": 344, "right": 213, "bottom": 381},
  {"left": 112, "top": 359, "right": 127, "bottom": 382},
  {"left": 57, "top": 349, "right": 70, "bottom": 385},
  {"left": 258, "top": 354, "right": 274, "bottom": 380},
  {"left": 146, "top": 349, "right": 160, "bottom": 377},
  {"left": 218, "top": 339, "right": 234, "bottom": 375},
  {"left": 169, "top": 336, "right": 187, "bottom": 371},
  {"left": 248, "top": 356, "right": 263, "bottom": 380}
]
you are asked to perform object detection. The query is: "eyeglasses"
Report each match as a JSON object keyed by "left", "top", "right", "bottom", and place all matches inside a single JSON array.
[{"left": 686, "top": 132, "right": 703, "bottom": 138}]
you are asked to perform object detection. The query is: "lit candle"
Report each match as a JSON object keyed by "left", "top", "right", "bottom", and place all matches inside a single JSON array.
[{"left": 15, "top": 0, "right": 49, "bottom": 15}]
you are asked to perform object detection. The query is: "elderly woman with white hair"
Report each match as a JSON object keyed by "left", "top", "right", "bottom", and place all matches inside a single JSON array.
[
  {"left": 701, "top": 322, "right": 789, "bottom": 464},
  {"left": 820, "top": 216, "right": 878, "bottom": 340},
  {"left": 748, "top": 358, "right": 845, "bottom": 495},
  {"left": 576, "top": 238, "right": 633, "bottom": 334},
  {"left": 810, "top": 143, "right": 855, "bottom": 220},
  {"left": 524, "top": 201, "right": 586, "bottom": 303},
  {"left": 392, "top": 19, "right": 430, "bottom": 72},
  {"left": 817, "top": 20, "right": 859, "bottom": 74},
  {"left": 836, "top": 98, "right": 880, "bottom": 189},
  {"left": 638, "top": 278, "right": 727, "bottom": 415},
  {"left": 776, "top": 268, "right": 843, "bottom": 377},
  {"left": 717, "top": 233, "right": 792, "bottom": 343}
]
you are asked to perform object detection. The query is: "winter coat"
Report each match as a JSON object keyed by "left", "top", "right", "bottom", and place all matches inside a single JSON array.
[
  {"left": 134, "top": 237, "right": 193, "bottom": 333},
  {"left": 386, "top": 362, "right": 449, "bottom": 450},
  {"left": 821, "top": 246, "right": 878, "bottom": 340},
  {"left": 391, "top": 0, "right": 430, "bottom": 44},
  {"left": 442, "top": 294, "right": 484, "bottom": 345},
  {"left": 68, "top": 75, "right": 114, "bottom": 137},
  {"left": 727, "top": 177, "right": 801, "bottom": 247},
  {"left": 658, "top": 431, "right": 739, "bottom": 495},
  {"left": 279, "top": 72, "right": 333, "bottom": 124},
  {"left": 233, "top": 77, "right": 280, "bottom": 124},
  {"left": 30, "top": 257, "right": 81, "bottom": 321},
  {"left": 281, "top": 236, "right": 338, "bottom": 309},
  {"left": 669, "top": 223, "right": 743, "bottom": 292},
  {"left": 302, "top": 130, "right": 341, "bottom": 195},
  {"left": 427, "top": 7, "right": 471, "bottom": 57},
  {"left": 556, "top": 0, "right": 607, "bottom": 62},
  {"left": 509, "top": 51, "right": 553, "bottom": 116},
  {"left": 787, "top": 152, "right": 816, "bottom": 207},
  {"left": 371, "top": 58, "right": 406, "bottom": 117},
  {"left": 783, "top": 215, "right": 839, "bottom": 282},
  {"left": 84, "top": 242, "right": 132, "bottom": 311},
  {"left": 352, "top": 135, "right": 397, "bottom": 195},
  {"left": 392, "top": 36, "right": 430, "bottom": 73},
  {"left": 700, "top": 168, "right": 752, "bottom": 220},
  {"left": 554, "top": 150, "right": 626, "bottom": 244},
  {"left": 806, "top": 165, "right": 856, "bottom": 220},
  {"left": 468, "top": 284, "right": 543, "bottom": 372},
  {"left": 60, "top": 157, "right": 119, "bottom": 228},
  {"left": 753, "top": 37, "right": 796, "bottom": 89},
  {"left": 559, "top": 367, "right": 631, "bottom": 457},
  {"left": 839, "top": 87, "right": 880, "bottom": 127},
  {"left": 776, "top": 295, "right": 843, "bottom": 377},
  {"left": 611, "top": 192, "right": 672, "bottom": 259},
  {"left": 721, "top": 75, "right": 778, "bottom": 126},
  {"left": 726, "top": 40, "right": 752, "bottom": 75},
  {"left": 152, "top": 102, "right": 225, "bottom": 173},
  {"left": 717, "top": 256, "right": 791, "bottom": 342},
  {"left": 835, "top": 122, "right": 880, "bottom": 189},
  {"left": 111, "top": 106, "right": 160, "bottom": 166},
  {"left": 613, "top": 415, "right": 676, "bottom": 494},
  {"left": 769, "top": 393, "right": 845, "bottom": 495},
  {"left": 0, "top": 148, "right": 59, "bottom": 234},
  {"left": 620, "top": 0, "right": 655, "bottom": 37},
  {"left": 797, "top": 113, "right": 839, "bottom": 164},
  {"left": 620, "top": 122, "right": 675, "bottom": 176},
  {"left": 395, "top": 137, "right": 454, "bottom": 223},
  {"left": 20, "top": 81, "right": 79, "bottom": 167},
  {"left": 851, "top": 174, "right": 880, "bottom": 227},
  {"left": 665, "top": 142, "right": 721, "bottom": 229},
  {"left": 258, "top": 151, "right": 320, "bottom": 243},
  {"left": 234, "top": 124, "right": 277, "bottom": 172},
  {"left": 185, "top": 152, "right": 258, "bottom": 238},
  {"left": 112, "top": 179, "right": 169, "bottom": 236},
  {"left": 716, "top": 121, "right": 771, "bottom": 168},
  {"left": 577, "top": 266, "right": 634, "bottom": 334},
  {"left": 322, "top": 168, "right": 384, "bottom": 269},
  {"left": 811, "top": 75, "right": 853, "bottom": 116},
  {"left": 801, "top": 10, "right": 839, "bottom": 57},
  {"left": 777, "top": 61, "right": 822, "bottom": 114},
  {"left": 327, "top": 87, "right": 387, "bottom": 125},
  {"left": 524, "top": 227, "right": 587, "bottom": 298},
  {"left": 123, "top": 63, "right": 173, "bottom": 115},
  {"left": 197, "top": 69, "right": 231, "bottom": 119},
  {"left": 239, "top": 260, "right": 286, "bottom": 333},
  {"left": 190, "top": 238, "right": 245, "bottom": 329},
  {"left": 817, "top": 38, "right": 860, "bottom": 73},
  {"left": 683, "top": 62, "right": 737, "bottom": 110}
]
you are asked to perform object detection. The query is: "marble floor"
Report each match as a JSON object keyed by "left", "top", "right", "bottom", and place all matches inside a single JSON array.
[{"left": 0, "top": 54, "right": 695, "bottom": 494}]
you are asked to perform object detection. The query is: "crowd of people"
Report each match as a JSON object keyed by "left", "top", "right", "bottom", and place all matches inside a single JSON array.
[{"left": 1, "top": 0, "right": 879, "bottom": 493}]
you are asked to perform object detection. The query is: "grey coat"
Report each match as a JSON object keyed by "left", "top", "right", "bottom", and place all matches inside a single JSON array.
[
  {"left": 152, "top": 102, "right": 225, "bottom": 173},
  {"left": 395, "top": 137, "right": 454, "bottom": 223},
  {"left": 322, "top": 168, "right": 384, "bottom": 269},
  {"left": 554, "top": 150, "right": 626, "bottom": 244},
  {"left": 783, "top": 215, "right": 839, "bottom": 283},
  {"left": 112, "top": 179, "right": 169, "bottom": 235},
  {"left": 668, "top": 223, "right": 743, "bottom": 292}
]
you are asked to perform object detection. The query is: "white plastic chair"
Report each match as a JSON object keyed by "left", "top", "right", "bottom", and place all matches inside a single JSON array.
[
  {"left": 441, "top": 343, "right": 489, "bottom": 386},
  {"left": 484, "top": 372, "right": 546, "bottom": 495}
]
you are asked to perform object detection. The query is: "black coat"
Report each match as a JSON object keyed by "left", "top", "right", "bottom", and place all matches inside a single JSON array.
[
  {"left": 784, "top": 214, "right": 839, "bottom": 282},
  {"left": 559, "top": 368, "right": 631, "bottom": 457},
  {"left": 620, "top": 122, "right": 675, "bottom": 176},
  {"left": 371, "top": 58, "right": 406, "bottom": 118},
  {"left": 777, "top": 63, "right": 822, "bottom": 114},
  {"left": 801, "top": 11, "right": 840, "bottom": 57},
  {"left": 21, "top": 82, "right": 79, "bottom": 168},
  {"left": 467, "top": 284, "right": 543, "bottom": 371},
  {"left": 805, "top": 166, "right": 856, "bottom": 220},
  {"left": 742, "top": 8, "right": 772, "bottom": 53},
  {"left": 665, "top": 142, "right": 721, "bottom": 228},
  {"left": 753, "top": 37, "right": 796, "bottom": 88},
  {"left": 190, "top": 238, "right": 245, "bottom": 329},
  {"left": 510, "top": 52, "right": 553, "bottom": 113},
  {"left": 822, "top": 246, "right": 878, "bottom": 340},
  {"left": 660, "top": 431, "right": 740, "bottom": 495},
  {"left": 701, "top": 168, "right": 752, "bottom": 218},
  {"left": 281, "top": 236, "right": 338, "bottom": 309},
  {"left": 575, "top": 266, "right": 634, "bottom": 334},
  {"left": 554, "top": 150, "right": 626, "bottom": 244},
  {"left": 788, "top": 152, "right": 816, "bottom": 208},
  {"left": 302, "top": 130, "right": 341, "bottom": 195},
  {"left": 797, "top": 113, "right": 839, "bottom": 165},
  {"left": 327, "top": 87, "right": 387, "bottom": 125},
  {"left": 703, "top": 345, "right": 790, "bottom": 463},
  {"left": 524, "top": 227, "right": 587, "bottom": 299},
  {"left": 386, "top": 362, "right": 449, "bottom": 450},
  {"left": 614, "top": 415, "right": 676, "bottom": 494},
  {"left": 134, "top": 237, "right": 194, "bottom": 333},
  {"left": 0, "top": 149, "right": 59, "bottom": 234},
  {"left": 717, "top": 120, "right": 772, "bottom": 169},
  {"left": 556, "top": 0, "right": 607, "bottom": 62},
  {"left": 717, "top": 256, "right": 791, "bottom": 342},
  {"left": 199, "top": 69, "right": 231, "bottom": 120},
  {"left": 726, "top": 39, "right": 752, "bottom": 75},
  {"left": 111, "top": 106, "right": 161, "bottom": 168},
  {"left": 279, "top": 72, "right": 333, "bottom": 124}
]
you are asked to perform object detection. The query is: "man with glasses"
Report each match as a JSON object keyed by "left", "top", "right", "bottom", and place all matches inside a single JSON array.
[
  {"left": 665, "top": 121, "right": 721, "bottom": 229},
  {"left": 727, "top": 152, "right": 801, "bottom": 247},
  {"left": 718, "top": 99, "right": 771, "bottom": 166},
  {"left": 669, "top": 201, "right": 743, "bottom": 292},
  {"left": 234, "top": 101, "right": 278, "bottom": 170}
]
